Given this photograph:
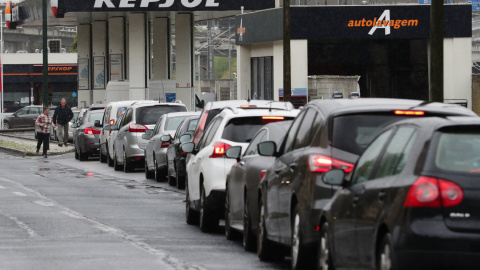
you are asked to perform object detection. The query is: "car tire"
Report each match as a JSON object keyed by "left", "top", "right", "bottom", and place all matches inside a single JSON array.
[
  {"left": 3, "top": 122, "right": 9, "bottom": 129},
  {"left": 79, "top": 150, "right": 88, "bottom": 161},
  {"left": 74, "top": 145, "right": 79, "bottom": 160},
  {"left": 292, "top": 205, "right": 315, "bottom": 270},
  {"left": 377, "top": 233, "right": 396, "bottom": 270},
  {"left": 200, "top": 185, "right": 219, "bottom": 233},
  {"left": 107, "top": 146, "right": 114, "bottom": 167},
  {"left": 145, "top": 160, "right": 154, "bottom": 179},
  {"left": 225, "top": 185, "right": 240, "bottom": 240},
  {"left": 167, "top": 169, "right": 176, "bottom": 186},
  {"left": 243, "top": 194, "right": 256, "bottom": 252},
  {"left": 257, "top": 198, "right": 279, "bottom": 261},
  {"left": 316, "top": 222, "right": 333, "bottom": 270},
  {"left": 123, "top": 151, "right": 132, "bottom": 172},
  {"left": 113, "top": 149, "right": 122, "bottom": 171},
  {"left": 100, "top": 150, "right": 107, "bottom": 163},
  {"left": 185, "top": 176, "right": 199, "bottom": 225},
  {"left": 154, "top": 158, "right": 162, "bottom": 182}
]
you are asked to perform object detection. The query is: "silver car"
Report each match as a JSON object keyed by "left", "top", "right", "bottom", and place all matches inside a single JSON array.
[
  {"left": 110, "top": 102, "right": 187, "bottom": 172},
  {"left": 144, "top": 111, "right": 200, "bottom": 181}
]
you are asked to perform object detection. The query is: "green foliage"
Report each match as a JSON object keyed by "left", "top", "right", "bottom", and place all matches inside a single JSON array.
[
  {"left": 70, "top": 35, "right": 78, "bottom": 53},
  {"left": 214, "top": 56, "right": 237, "bottom": 79}
]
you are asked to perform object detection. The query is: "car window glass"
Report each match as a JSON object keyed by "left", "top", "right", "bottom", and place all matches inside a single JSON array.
[
  {"left": 351, "top": 129, "right": 393, "bottom": 185},
  {"left": 153, "top": 117, "right": 163, "bottom": 135},
  {"left": 203, "top": 118, "right": 223, "bottom": 148},
  {"left": 123, "top": 109, "right": 133, "bottom": 126},
  {"left": 88, "top": 111, "right": 104, "bottom": 124},
  {"left": 30, "top": 107, "right": 41, "bottom": 114},
  {"left": 197, "top": 118, "right": 218, "bottom": 150},
  {"left": 188, "top": 119, "right": 198, "bottom": 131},
  {"left": 166, "top": 116, "right": 188, "bottom": 131},
  {"left": 174, "top": 120, "right": 185, "bottom": 140},
  {"left": 16, "top": 107, "right": 29, "bottom": 115},
  {"left": 245, "top": 130, "right": 267, "bottom": 156},
  {"left": 294, "top": 108, "right": 317, "bottom": 150},
  {"left": 135, "top": 106, "right": 186, "bottom": 126},
  {"left": 116, "top": 114, "right": 124, "bottom": 127},
  {"left": 393, "top": 131, "right": 417, "bottom": 175},
  {"left": 374, "top": 127, "right": 416, "bottom": 179},
  {"left": 283, "top": 110, "right": 306, "bottom": 154},
  {"left": 434, "top": 131, "right": 480, "bottom": 173}
]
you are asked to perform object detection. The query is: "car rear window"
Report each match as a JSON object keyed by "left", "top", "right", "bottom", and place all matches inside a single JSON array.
[
  {"left": 332, "top": 114, "right": 406, "bottom": 155},
  {"left": 166, "top": 116, "right": 189, "bottom": 131},
  {"left": 222, "top": 117, "right": 294, "bottom": 143},
  {"left": 88, "top": 111, "right": 104, "bottom": 124},
  {"left": 136, "top": 106, "right": 187, "bottom": 125},
  {"left": 434, "top": 131, "right": 480, "bottom": 173}
]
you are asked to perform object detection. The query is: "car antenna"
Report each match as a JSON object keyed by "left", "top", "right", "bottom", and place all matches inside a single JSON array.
[{"left": 247, "top": 88, "right": 251, "bottom": 102}]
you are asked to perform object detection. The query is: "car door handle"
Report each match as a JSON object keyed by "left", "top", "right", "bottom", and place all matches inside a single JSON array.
[{"left": 378, "top": 191, "right": 386, "bottom": 202}]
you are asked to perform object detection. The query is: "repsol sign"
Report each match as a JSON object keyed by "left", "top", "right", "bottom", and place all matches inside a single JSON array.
[{"left": 62, "top": 0, "right": 274, "bottom": 12}]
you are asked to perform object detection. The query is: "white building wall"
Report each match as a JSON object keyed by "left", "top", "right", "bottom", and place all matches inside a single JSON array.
[
  {"left": 291, "top": 39, "right": 308, "bottom": 97},
  {"left": 128, "top": 13, "right": 147, "bottom": 100},
  {"left": 236, "top": 45, "right": 251, "bottom": 100},
  {"left": 444, "top": 38, "right": 472, "bottom": 109},
  {"left": 77, "top": 24, "right": 91, "bottom": 107}
]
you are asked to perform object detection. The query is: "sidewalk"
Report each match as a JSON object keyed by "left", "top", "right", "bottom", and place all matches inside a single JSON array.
[{"left": 0, "top": 133, "right": 75, "bottom": 157}]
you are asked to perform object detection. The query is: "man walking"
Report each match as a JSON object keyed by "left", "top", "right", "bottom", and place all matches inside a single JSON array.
[
  {"left": 52, "top": 98, "right": 73, "bottom": 147},
  {"left": 35, "top": 107, "right": 53, "bottom": 158}
]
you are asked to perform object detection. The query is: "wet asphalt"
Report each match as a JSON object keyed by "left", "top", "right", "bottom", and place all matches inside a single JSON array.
[{"left": 0, "top": 151, "right": 291, "bottom": 270}]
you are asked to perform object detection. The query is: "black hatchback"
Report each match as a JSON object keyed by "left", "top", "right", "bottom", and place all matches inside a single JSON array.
[
  {"left": 321, "top": 116, "right": 480, "bottom": 270},
  {"left": 255, "top": 98, "right": 477, "bottom": 270}
]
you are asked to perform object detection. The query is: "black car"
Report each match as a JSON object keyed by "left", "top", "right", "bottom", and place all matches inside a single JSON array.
[
  {"left": 224, "top": 120, "right": 293, "bottom": 251},
  {"left": 255, "top": 98, "right": 477, "bottom": 270},
  {"left": 165, "top": 114, "right": 200, "bottom": 189},
  {"left": 4, "top": 105, "right": 43, "bottom": 129},
  {"left": 321, "top": 116, "right": 480, "bottom": 270},
  {"left": 73, "top": 109, "right": 105, "bottom": 161}
]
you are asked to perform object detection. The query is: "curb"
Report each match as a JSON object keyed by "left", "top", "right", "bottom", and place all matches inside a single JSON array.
[{"left": 0, "top": 145, "right": 26, "bottom": 157}]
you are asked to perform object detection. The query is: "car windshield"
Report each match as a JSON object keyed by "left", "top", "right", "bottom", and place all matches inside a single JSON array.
[
  {"left": 434, "top": 131, "right": 480, "bottom": 173},
  {"left": 222, "top": 116, "right": 294, "bottom": 143},
  {"left": 166, "top": 116, "right": 189, "bottom": 131},
  {"left": 332, "top": 114, "right": 405, "bottom": 155},
  {"left": 136, "top": 106, "right": 187, "bottom": 125}
]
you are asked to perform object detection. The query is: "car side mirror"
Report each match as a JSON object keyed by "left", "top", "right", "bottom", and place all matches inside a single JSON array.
[
  {"left": 161, "top": 135, "right": 171, "bottom": 142},
  {"left": 181, "top": 142, "right": 196, "bottom": 154},
  {"left": 322, "top": 170, "right": 345, "bottom": 186},
  {"left": 94, "top": 120, "right": 102, "bottom": 127},
  {"left": 258, "top": 141, "right": 277, "bottom": 157},
  {"left": 145, "top": 129, "right": 153, "bottom": 135},
  {"left": 225, "top": 146, "right": 242, "bottom": 161},
  {"left": 70, "top": 123, "right": 79, "bottom": 128},
  {"left": 141, "top": 133, "right": 151, "bottom": 140},
  {"left": 179, "top": 134, "right": 192, "bottom": 143}
]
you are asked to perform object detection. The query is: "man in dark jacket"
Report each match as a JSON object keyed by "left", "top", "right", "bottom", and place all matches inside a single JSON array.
[{"left": 53, "top": 98, "right": 73, "bottom": 147}]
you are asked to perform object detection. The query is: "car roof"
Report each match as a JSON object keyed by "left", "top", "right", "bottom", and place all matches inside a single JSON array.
[
  {"left": 164, "top": 111, "right": 201, "bottom": 118},
  {"left": 217, "top": 107, "right": 299, "bottom": 119},
  {"left": 204, "top": 100, "right": 294, "bottom": 111},
  {"left": 132, "top": 102, "right": 187, "bottom": 108},
  {"left": 107, "top": 100, "right": 154, "bottom": 107},
  {"left": 386, "top": 116, "right": 480, "bottom": 131},
  {"left": 308, "top": 98, "right": 477, "bottom": 117}
]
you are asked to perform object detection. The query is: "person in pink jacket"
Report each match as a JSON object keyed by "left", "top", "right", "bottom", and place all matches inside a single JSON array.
[{"left": 35, "top": 107, "right": 53, "bottom": 158}]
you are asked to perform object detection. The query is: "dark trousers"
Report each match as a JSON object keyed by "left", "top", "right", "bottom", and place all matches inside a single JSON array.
[{"left": 36, "top": 133, "right": 50, "bottom": 155}]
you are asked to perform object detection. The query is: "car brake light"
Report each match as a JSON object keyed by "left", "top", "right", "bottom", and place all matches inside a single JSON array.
[
  {"left": 210, "top": 142, "right": 231, "bottom": 158},
  {"left": 110, "top": 119, "right": 115, "bottom": 125},
  {"left": 308, "top": 154, "right": 354, "bottom": 173},
  {"left": 404, "top": 176, "right": 463, "bottom": 207},
  {"left": 241, "top": 105, "right": 257, "bottom": 108},
  {"left": 84, "top": 127, "right": 100, "bottom": 135},
  {"left": 260, "top": 170, "right": 267, "bottom": 180},
  {"left": 394, "top": 110, "right": 425, "bottom": 116},
  {"left": 129, "top": 123, "right": 148, "bottom": 133},
  {"left": 262, "top": 116, "right": 285, "bottom": 120}
]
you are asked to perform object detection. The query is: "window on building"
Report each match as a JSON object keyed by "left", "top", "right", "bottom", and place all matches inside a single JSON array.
[{"left": 251, "top": 57, "right": 273, "bottom": 100}]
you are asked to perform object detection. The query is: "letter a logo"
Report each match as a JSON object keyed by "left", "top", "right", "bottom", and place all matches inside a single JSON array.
[{"left": 369, "top": 10, "right": 390, "bottom": 36}]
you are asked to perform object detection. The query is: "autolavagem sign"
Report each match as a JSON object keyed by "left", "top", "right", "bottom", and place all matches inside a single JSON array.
[
  {"left": 348, "top": 10, "right": 418, "bottom": 36},
  {"left": 62, "top": 0, "right": 274, "bottom": 11}
]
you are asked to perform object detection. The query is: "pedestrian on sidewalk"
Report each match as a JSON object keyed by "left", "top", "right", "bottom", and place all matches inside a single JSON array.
[
  {"left": 52, "top": 98, "right": 73, "bottom": 147},
  {"left": 35, "top": 107, "right": 53, "bottom": 158}
]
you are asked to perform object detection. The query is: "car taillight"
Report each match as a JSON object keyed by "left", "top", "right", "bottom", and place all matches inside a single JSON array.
[
  {"left": 210, "top": 142, "right": 231, "bottom": 158},
  {"left": 394, "top": 110, "right": 425, "bottom": 116},
  {"left": 260, "top": 170, "right": 267, "bottom": 180},
  {"left": 240, "top": 105, "right": 257, "bottom": 108},
  {"left": 129, "top": 123, "right": 148, "bottom": 133},
  {"left": 404, "top": 176, "right": 463, "bottom": 207},
  {"left": 262, "top": 116, "right": 286, "bottom": 123},
  {"left": 84, "top": 127, "right": 100, "bottom": 135},
  {"left": 161, "top": 135, "right": 173, "bottom": 148},
  {"left": 308, "top": 154, "right": 354, "bottom": 173},
  {"left": 110, "top": 119, "right": 115, "bottom": 125}
]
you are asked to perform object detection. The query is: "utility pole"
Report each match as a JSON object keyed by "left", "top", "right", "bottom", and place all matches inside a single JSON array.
[
  {"left": 283, "top": 0, "right": 291, "bottom": 102},
  {"left": 42, "top": 0, "right": 49, "bottom": 108},
  {"left": 429, "top": 0, "right": 444, "bottom": 103}
]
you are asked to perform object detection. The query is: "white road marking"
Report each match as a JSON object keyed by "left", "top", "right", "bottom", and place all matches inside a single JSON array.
[
  {"left": 0, "top": 185, "right": 6, "bottom": 189},
  {"left": 34, "top": 200, "right": 55, "bottom": 207},
  {"left": 0, "top": 210, "right": 37, "bottom": 238},
  {"left": 13, "top": 192, "right": 27, "bottom": 197}
]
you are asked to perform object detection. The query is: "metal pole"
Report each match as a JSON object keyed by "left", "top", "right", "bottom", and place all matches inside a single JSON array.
[
  {"left": 1, "top": 11, "right": 3, "bottom": 129},
  {"left": 42, "top": 0, "right": 49, "bottom": 108},
  {"left": 430, "top": 0, "right": 444, "bottom": 103},
  {"left": 283, "top": 0, "right": 291, "bottom": 102}
]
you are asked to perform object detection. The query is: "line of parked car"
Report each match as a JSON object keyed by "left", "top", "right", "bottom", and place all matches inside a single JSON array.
[{"left": 70, "top": 97, "right": 480, "bottom": 270}]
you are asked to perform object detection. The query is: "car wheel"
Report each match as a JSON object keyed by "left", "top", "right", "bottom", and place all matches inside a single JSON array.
[
  {"left": 292, "top": 205, "right": 315, "bottom": 270},
  {"left": 123, "top": 150, "right": 132, "bottom": 172},
  {"left": 3, "top": 122, "right": 9, "bottom": 129},
  {"left": 145, "top": 159, "right": 154, "bottom": 179},
  {"left": 100, "top": 149, "right": 107, "bottom": 163},
  {"left": 113, "top": 149, "right": 122, "bottom": 171},
  {"left": 257, "top": 198, "right": 279, "bottom": 261},
  {"left": 107, "top": 146, "right": 114, "bottom": 167},
  {"left": 377, "top": 233, "right": 396, "bottom": 270},
  {"left": 154, "top": 158, "right": 162, "bottom": 181},
  {"left": 200, "top": 185, "right": 219, "bottom": 233},
  {"left": 74, "top": 145, "right": 79, "bottom": 160},
  {"left": 78, "top": 143, "right": 88, "bottom": 161},
  {"left": 316, "top": 222, "right": 333, "bottom": 270},
  {"left": 243, "top": 194, "right": 256, "bottom": 252},
  {"left": 185, "top": 176, "right": 199, "bottom": 225},
  {"left": 167, "top": 168, "right": 176, "bottom": 186},
  {"left": 225, "top": 185, "right": 240, "bottom": 240}
]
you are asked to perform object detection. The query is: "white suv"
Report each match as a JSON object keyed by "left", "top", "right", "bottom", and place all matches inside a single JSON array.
[{"left": 182, "top": 103, "right": 298, "bottom": 232}]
